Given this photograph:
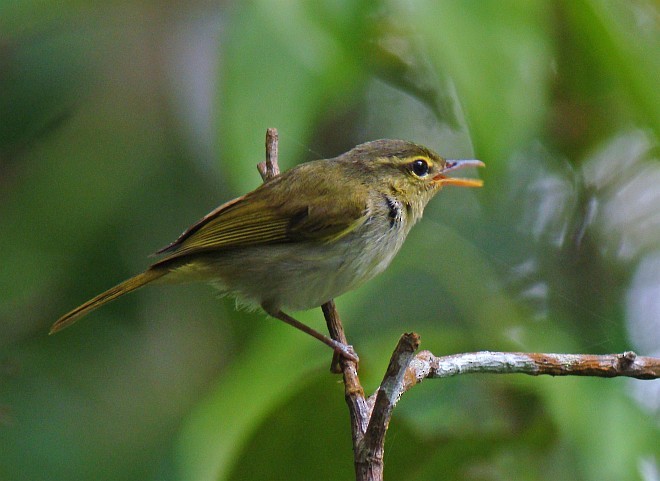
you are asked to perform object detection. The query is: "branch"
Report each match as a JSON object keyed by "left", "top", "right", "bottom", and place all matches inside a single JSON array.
[
  {"left": 322, "top": 301, "right": 370, "bottom": 446},
  {"left": 401, "top": 350, "right": 660, "bottom": 393}
]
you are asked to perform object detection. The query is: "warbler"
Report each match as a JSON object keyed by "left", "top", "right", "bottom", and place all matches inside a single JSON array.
[{"left": 50, "top": 139, "right": 483, "bottom": 361}]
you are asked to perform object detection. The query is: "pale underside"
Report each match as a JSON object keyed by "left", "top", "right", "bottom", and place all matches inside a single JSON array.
[{"left": 163, "top": 210, "right": 410, "bottom": 312}]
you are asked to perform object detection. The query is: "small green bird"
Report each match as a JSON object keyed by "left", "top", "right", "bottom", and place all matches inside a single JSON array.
[{"left": 50, "top": 140, "right": 483, "bottom": 361}]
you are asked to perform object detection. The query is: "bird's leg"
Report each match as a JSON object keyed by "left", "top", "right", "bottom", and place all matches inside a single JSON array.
[{"left": 264, "top": 307, "right": 359, "bottom": 363}]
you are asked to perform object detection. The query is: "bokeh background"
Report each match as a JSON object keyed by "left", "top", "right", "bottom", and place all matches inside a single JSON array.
[{"left": 1, "top": 1, "right": 658, "bottom": 480}]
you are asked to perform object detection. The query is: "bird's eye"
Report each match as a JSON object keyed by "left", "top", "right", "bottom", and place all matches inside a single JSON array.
[{"left": 410, "top": 159, "right": 430, "bottom": 177}]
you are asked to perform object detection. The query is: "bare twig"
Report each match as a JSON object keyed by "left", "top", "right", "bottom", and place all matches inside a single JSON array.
[
  {"left": 322, "top": 301, "right": 369, "bottom": 446},
  {"left": 402, "top": 350, "right": 660, "bottom": 393},
  {"left": 258, "top": 128, "right": 280, "bottom": 181}
]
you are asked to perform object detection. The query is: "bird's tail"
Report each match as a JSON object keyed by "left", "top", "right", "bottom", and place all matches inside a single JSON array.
[{"left": 49, "top": 268, "right": 167, "bottom": 334}]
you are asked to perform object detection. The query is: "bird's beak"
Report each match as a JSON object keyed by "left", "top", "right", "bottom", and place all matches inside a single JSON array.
[{"left": 432, "top": 159, "right": 485, "bottom": 188}]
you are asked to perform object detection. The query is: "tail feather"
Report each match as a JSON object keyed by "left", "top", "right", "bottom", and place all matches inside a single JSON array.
[{"left": 49, "top": 268, "right": 167, "bottom": 334}]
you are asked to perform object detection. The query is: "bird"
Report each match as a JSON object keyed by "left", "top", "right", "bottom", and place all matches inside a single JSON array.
[{"left": 50, "top": 139, "right": 484, "bottom": 362}]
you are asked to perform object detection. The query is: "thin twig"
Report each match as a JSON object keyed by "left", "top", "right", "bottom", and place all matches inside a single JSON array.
[
  {"left": 401, "top": 350, "right": 660, "bottom": 394},
  {"left": 258, "top": 128, "right": 280, "bottom": 181},
  {"left": 322, "top": 301, "right": 369, "bottom": 445}
]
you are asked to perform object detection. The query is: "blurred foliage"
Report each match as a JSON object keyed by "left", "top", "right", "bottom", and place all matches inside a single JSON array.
[{"left": 1, "top": 1, "right": 658, "bottom": 481}]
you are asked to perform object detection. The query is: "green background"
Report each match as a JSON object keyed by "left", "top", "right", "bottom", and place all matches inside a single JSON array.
[{"left": 1, "top": 1, "right": 658, "bottom": 480}]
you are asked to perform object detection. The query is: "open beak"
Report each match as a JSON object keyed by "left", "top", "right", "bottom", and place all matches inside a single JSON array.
[{"left": 433, "top": 159, "right": 485, "bottom": 188}]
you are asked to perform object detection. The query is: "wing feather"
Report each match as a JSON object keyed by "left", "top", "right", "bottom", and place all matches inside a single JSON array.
[{"left": 155, "top": 163, "right": 369, "bottom": 264}]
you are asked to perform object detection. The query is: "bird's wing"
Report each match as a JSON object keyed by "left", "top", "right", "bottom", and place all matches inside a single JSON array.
[
  {"left": 154, "top": 181, "right": 368, "bottom": 263},
  {"left": 286, "top": 195, "right": 368, "bottom": 243}
]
